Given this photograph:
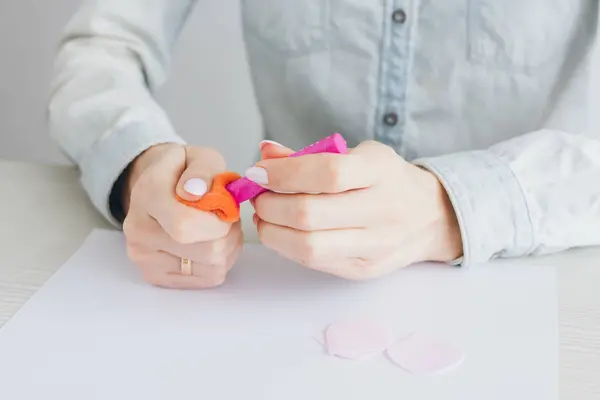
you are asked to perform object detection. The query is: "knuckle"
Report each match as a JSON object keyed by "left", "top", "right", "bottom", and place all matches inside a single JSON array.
[
  {"left": 209, "top": 237, "right": 228, "bottom": 254},
  {"left": 364, "top": 139, "right": 388, "bottom": 151},
  {"left": 171, "top": 212, "right": 231, "bottom": 244},
  {"left": 196, "top": 146, "right": 226, "bottom": 168},
  {"left": 211, "top": 221, "right": 232, "bottom": 240},
  {"left": 169, "top": 225, "right": 190, "bottom": 245},
  {"left": 292, "top": 198, "right": 316, "bottom": 230},
  {"left": 367, "top": 140, "right": 398, "bottom": 163},
  {"left": 378, "top": 141, "right": 399, "bottom": 156},
  {"left": 205, "top": 243, "right": 229, "bottom": 266},
  {"left": 297, "top": 235, "right": 322, "bottom": 267},
  {"left": 169, "top": 216, "right": 198, "bottom": 244},
  {"left": 365, "top": 139, "right": 384, "bottom": 149},
  {"left": 323, "top": 158, "right": 347, "bottom": 192},
  {"left": 265, "top": 171, "right": 284, "bottom": 189}
]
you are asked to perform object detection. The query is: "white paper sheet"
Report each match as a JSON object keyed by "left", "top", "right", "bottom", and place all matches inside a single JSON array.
[{"left": 0, "top": 229, "right": 558, "bottom": 400}]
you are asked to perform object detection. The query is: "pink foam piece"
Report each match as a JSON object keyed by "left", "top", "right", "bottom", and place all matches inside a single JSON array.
[
  {"left": 225, "top": 133, "right": 348, "bottom": 204},
  {"left": 386, "top": 332, "right": 465, "bottom": 375},
  {"left": 289, "top": 132, "right": 348, "bottom": 158},
  {"left": 324, "top": 318, "right": 394, "bottom": 360},
  {"left": 225, "top": 177, "right": 265, "bottom": 204}
]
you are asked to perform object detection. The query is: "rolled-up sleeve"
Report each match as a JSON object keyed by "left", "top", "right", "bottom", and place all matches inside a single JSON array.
[
  {"left": 415, "top": 149, "right": 533, "bottom": 266},
  {"left": 47, "top": 0, "right": 196, "bottom": 225},
  {"left": 415, "top": 129, "right": 600, "bottom": 266}
]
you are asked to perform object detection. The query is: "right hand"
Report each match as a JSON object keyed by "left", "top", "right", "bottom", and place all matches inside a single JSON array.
[{"left": 121, "top": 143, "right": 243, "bottom": 289}]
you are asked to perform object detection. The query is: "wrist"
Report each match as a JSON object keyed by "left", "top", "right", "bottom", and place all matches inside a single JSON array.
[
  {"left": 421, "top": 171, "right": 463, "bottom": 263},
  {"left": 121, "top": 143, "right": 180, "bottom": 214}
]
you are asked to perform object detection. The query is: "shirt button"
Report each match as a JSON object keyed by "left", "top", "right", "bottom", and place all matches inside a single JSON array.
[
  {"left": 392, "top": 9, "right": 407, "bottom": 24},
  {"left": 383, "top": 112, "right": 398, "bottom": 127}
]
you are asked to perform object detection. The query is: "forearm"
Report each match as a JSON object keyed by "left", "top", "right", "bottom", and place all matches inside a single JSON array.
[{"left": 48, "top": 0, "right": 195, "bottom": 225}]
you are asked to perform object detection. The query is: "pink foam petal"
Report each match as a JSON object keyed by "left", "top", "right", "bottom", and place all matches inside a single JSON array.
[
  {"left": 386, "top": 332, "right": 465, "bottom": 375},
  {"left": 324, "top": 318, "right": 394, "bottom": 360}
]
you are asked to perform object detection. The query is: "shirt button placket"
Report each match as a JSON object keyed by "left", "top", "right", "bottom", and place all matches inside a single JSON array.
[{"left": 375, "top": 3, "right": 411, "bottom": 153}]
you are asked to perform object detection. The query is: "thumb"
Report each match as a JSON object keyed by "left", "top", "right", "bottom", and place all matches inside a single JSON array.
[{"left": 176, "top": 146, "right": 227, "bottom": 201}]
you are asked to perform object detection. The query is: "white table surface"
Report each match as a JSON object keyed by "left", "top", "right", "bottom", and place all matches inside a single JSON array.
[{"left": 1, "top": 159, "right": 600, "bottom": 398}]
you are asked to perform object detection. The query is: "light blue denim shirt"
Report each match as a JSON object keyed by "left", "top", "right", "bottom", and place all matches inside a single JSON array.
[{"left": 48, "top": 0, "right": 600, "bottom": 266}]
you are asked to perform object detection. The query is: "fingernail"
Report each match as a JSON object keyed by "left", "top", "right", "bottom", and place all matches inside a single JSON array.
[
  {"left": 260, "top": 140, "right": 284, "bottom": 149},
  {"left": 183, "top": 178, "right": 208, "bottom": 196},
  {"left": 245, "top": 167, "right": 268, "bottom": 185}
]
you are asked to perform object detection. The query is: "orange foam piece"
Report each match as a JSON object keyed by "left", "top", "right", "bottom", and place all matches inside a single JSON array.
[{"left": 176, "top": 171, "right": 242, "bottom": 223}]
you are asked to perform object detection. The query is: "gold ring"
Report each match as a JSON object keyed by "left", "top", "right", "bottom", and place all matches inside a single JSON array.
[{"left": 180, "top": 258, "right": 193, "bottom": 275}]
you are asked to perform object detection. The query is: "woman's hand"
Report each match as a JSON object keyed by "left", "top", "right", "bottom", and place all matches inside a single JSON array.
[
  {"left": 121, "top": 144, "right": 243, "bottom": 289},
  {"left": 248, "top": 140, "right": 463, "bottom": 280}
]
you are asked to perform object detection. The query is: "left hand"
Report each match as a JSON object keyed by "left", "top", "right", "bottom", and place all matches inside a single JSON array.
[{"left": 247, "top": 140, "right": 463, "bottom": 280}]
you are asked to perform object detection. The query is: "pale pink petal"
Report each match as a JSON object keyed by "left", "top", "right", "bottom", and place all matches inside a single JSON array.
[
  {"left": 387, "top": 332, "right": 465, "bottom": 374},
  {"left": 324, "top": 318, "right": 394, "bottom": 360}
]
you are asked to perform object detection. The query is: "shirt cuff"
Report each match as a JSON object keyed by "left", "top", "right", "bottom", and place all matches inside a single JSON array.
[
  {"left": 414, "top": 150, "right": 534, "bottom": 266},
  {"left": 78, "top": 120, "right": 186, "bottom": 227}
]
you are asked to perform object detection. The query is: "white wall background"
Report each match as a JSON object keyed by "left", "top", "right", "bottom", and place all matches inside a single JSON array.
[{"left": 0, "top": 1, "right": 262, "bottom": 173}]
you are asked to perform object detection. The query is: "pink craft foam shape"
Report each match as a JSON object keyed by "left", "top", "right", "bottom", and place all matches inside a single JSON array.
[
  {"left": 225, "top": 133, "right": 348, "bottom": 204},
  {"left": 386, "top": 332, "right": 465, "bottom": 375},
  {"left": 324, "top": 317, "right": 395, "bottom": 360}
]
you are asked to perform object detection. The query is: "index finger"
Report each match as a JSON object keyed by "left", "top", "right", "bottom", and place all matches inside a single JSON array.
[{"left": 246, "top": 152, "right": 375, "bottom": 194}]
